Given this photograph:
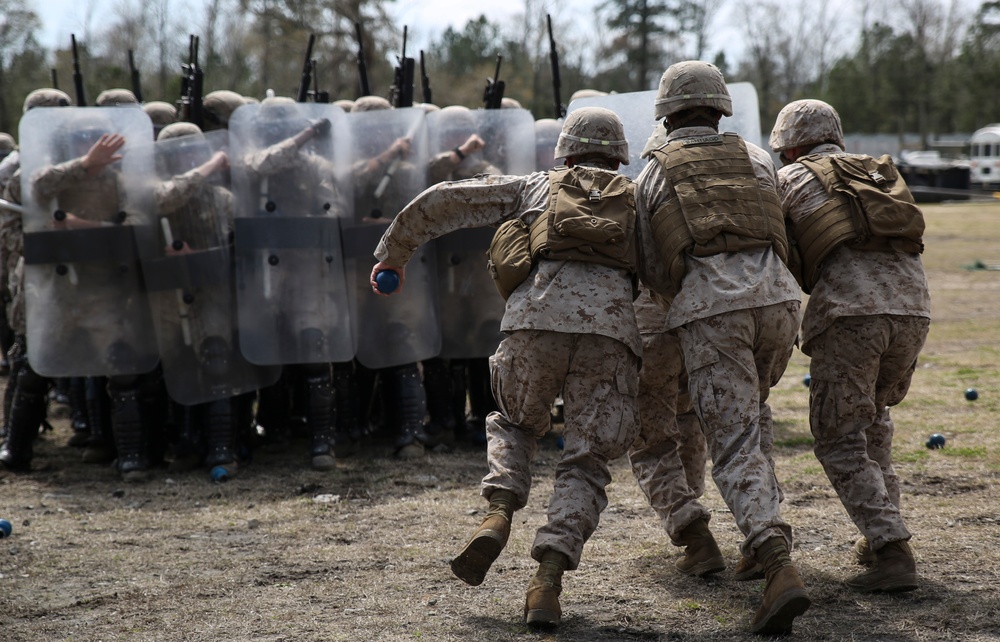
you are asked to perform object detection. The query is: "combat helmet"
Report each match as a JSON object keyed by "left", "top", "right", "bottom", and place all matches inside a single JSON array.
[
  {"left": 203, "top": 90, "right": 247, "bottom": 131},
  {"left": 95, "top": 88, "right": 138, "bottom": 106},
  {"left": 351, "top": 95, "right": 392, "bottom": 112},
  {"left": 157, "top": 121, "right": 202, "bottom": 142},
  {"left": 554, "top": 107, "right": 629, "bottom": 165},
  {"left": 0, "top": 133, "right": 16, "bottom": 157},
  {"left": 23, "top": 88, "right": 72, "bottom": 112},
  {"left": 769, "top": 99, "right": 845, "bottom": 154},
  {"left": 654, "top": 61, "right": 732, "bottom": 120}
]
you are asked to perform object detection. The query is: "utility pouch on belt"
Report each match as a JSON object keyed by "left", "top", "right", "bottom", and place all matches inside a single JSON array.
[{"left": 487, "top": 217, "right": 532, "bottom": 300}]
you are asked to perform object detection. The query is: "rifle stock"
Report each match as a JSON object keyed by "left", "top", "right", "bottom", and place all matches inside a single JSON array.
[
  {"left": 296, "top": 34, "right": 316, "bottom": 103},
  {"left": 355, "top": 22, "right": 371, "bottom": 98}
]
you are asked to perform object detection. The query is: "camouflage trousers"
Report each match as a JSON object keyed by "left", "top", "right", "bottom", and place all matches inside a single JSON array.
[
  {"left": 483, "top": 329, "right": 640, "bottom": 570},
  {"left": 806, "top": 314, "right": 929, "bottom": 551},
  {"left": 677, "top": 301, "right": 799, "bottom": 559},
  {"left": 628, "top": 329, "right": 711, "bottom": 545}
]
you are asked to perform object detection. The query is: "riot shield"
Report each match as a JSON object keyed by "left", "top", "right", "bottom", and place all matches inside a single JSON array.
[
  {"left": 19, "top": 106, "right": 159, "bottom": 377},
  {"left": 567, "top": 82, "right": 763, "bottom": 180},
  {"left": 229, "top": 101, "right": 354, "bottom": 366},
  {"left": 342, "top": 106, "right": 441, "bottom": 370},
  {"left": 143, "top": 128, "right": 280, "bottom": 405},
  {"left": 427, "top": 107, "right": 534, "bottom": 359}
]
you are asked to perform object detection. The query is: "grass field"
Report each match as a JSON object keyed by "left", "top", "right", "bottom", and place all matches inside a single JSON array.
[{"left": 0, "top": 200, "right": 998, "bottom": 641}]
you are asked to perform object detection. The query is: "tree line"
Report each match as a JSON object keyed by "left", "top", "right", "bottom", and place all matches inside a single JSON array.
[{"left": 2, "top": 0, "right": 999, "bottom": 146}]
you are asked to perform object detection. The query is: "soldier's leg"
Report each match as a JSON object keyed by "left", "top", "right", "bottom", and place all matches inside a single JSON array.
[
  {"left": 82, "top": 376, "right": 115, "bottom": 464},
  {"left": 169, "top": 400, "right": 205, "bottom": 471},
  {"left": 466, "top": 357, "right": 497, "bottom": 447},
  {"left": 298, "top": 362, "right": 336, "bottom": 471},
  {"left": 255, "top": 369, "right": 290, "bottom": 443},
  {"left": 528, "top": 333, "right": 640, "bottom": 627},
  {"left": 332, "top": 360, "right": 360, "bottom": 456},
  {"left": 0, "top": 348, "right": 50, "bottom": 471},
  {"left": 66, "top": 377, "right": 90, "bottom": 448},
  {"left": 807, "top": 316, "right": 913, "bottom": 552},
  {"left": 629, "top": 330, "right": 720, "bottom": 576},
  {"left": 385, "top": 362, "right": 430, "bottom": 459},
  {"left": 108, "top": 374, "right": 150, "bottom": 482},
  {"left": 451, "top": 330, "right": 567, "bottom": 587},
  {"left": 422, "top": 357, "right": 456, "bottom": 442},
  {"left": 204, "top": 396, "right": 239, "bottom": 475}
]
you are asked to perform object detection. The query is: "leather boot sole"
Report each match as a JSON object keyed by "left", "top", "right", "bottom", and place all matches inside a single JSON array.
[
  {"left": 751, "top": 588, "right": 811, "bottom": 635},
  {"left": 451, "top": 530, "right": 505, "bottom": 586}
]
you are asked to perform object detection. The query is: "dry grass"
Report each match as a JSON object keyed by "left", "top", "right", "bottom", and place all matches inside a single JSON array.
[{"left": 1, "top": 201, "right": 999, "bottom": 641}]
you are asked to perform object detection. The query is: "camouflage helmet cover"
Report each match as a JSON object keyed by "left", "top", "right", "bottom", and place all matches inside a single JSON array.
[
  {"left": 143, "top": 101, "right": 178, "bottom": 127},
  {"left": 333, "top": 99, "right": 355, "bottom": 113},
  {"left": 23, "top": 88, "right": 72, "bottom": 112},
  {"left": 569, "top": 88, "right": 608, "bottom": 102},
  {"left": 554, "top": 106, "right": 629, "bottom": 165},
  {"left": 654, "top": 61, "right": 733, "bottom": 120},
  {"left": 95, "top": 88, "right": 138, "bottom": 106},
  {"left": 769, "top": 98, "right": 845, "bottom": 153},
  {"left": 0, "top": 133, "right": 16, "bottom": 154},
  {"left": 157, "top": 121, "right": 203, "bottom": 141},
  {"left": 203, "top": 90, "right": 246, "bottom": 130},
  {"left": 351, "top": 95, "right": 392, "bottom": 112},
  {"left": 500, "top": 97, "right": 522, "bottom": 109}
]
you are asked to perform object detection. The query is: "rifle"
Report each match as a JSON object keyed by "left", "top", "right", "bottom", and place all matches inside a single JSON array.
[
  {"left": 296, "top": 34, "right": 316, "bottom": 103},
  {"left": 50, "top": 68, "right": 59, "bottom": 91},
  {"left": 311, "top": 60, "right": 329, "bottom": 103},
  {"left": 419, "top": 50, "right": 432, "bottom": 104},
  {"left": 354, "top": 22, "right": 371, "bottom": 97},
  {"left": 128, "top": 49, "right": 144, "bottom": 103},
  {"left": 178, "top": 35, "right": 204, "bottom": 129},
  {"left": 71, "top": 34, "right": 86, "bottom": 106},
  {"left": 482, "top": 53, "right": 504, "bottom": 109},
  {"left": 390, "top": 26, "right": 414, "bottom": 108},
  {"left": 547, "top": 15, "right": 566, "bottom": 119}
]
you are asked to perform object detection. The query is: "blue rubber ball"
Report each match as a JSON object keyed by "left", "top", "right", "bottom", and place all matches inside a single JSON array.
[
  {"left": 210, "top": 466, "right": 230, "bottom": 482},
  {"left": 965, "top": 388, "right": 978, "bottom": 401},
  {"left": 803, "top": 374, "right": 811, "bottom": 387},
  {"left": 925, "top": 433, "right": 946, "bottom": 449},
  {"left": 375, "top": 270, "right": 399, "bottom": 294},
  {"left": 0, "top": 518, "right": 12, "bottom": 538}
]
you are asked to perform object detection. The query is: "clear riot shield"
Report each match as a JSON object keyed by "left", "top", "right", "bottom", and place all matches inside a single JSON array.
[
  {"left": 229, "top": 102, "right": 354, "bottom": 366},
  {"left": 143, "top": 128, "right": 280, "bottom": 405},
  {"left": 567, "top": 82, "right": 763, "bottom": 180},
  {"left": 427, "top": 107, "right": 534, "bottom": 359},
  {"left": 19, "top": 106, "right": 159, "bottom": 377},
  {"left": 342, "top": 106, "right": 441, "bottom": 370}
]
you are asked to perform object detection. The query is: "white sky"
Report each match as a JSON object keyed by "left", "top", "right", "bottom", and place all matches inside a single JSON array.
[{"left": 32, "top": 0, "right": 746, "bottom": 67}]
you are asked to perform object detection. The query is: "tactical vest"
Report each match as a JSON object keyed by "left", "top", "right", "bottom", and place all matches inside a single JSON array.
[
  {"left": 486, "top": 166, "right": 637, "bottom": 300},
  {"left": 648, "top": 133, "right": 788, "bottom": 292},
  {"left": 793, "top": 153, "right": 924, "bottom": 292}
]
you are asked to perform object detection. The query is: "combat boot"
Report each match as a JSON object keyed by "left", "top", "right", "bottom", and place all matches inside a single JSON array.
[
  {"left": 82, "top": 377, "right": 116, "bottom": 464},
  {"left": 204, "top": 397, "right": 239, "bottom": 477},
  {"left": 846, "top": 539, "right": 918, "bottom": 593},
  {"left": 451, "top": 489, "right": 516, "bottom": 586},
  {"left": 0, "top": 371, "right": 48, "bottom": 472},
  {"left": 750, "top": 537, "right": 811, "bottom": 635},
  {"left": 733, "top": 556, "right": 764, "bottom": 581},
  {"left": 524, "top": 550, "right": 569, "bottom": 629},
  {"left": 853, "top": 536, "right": 876, "bottom": 566},
  {"left": 332, "top": 361, "right": 361, "bottom": 456},
  {"left": 389, "top": 364, "right": 430, "bottom": 459},
  {"left": 675, "top": 518, "right": 726, "bottom": 577}
]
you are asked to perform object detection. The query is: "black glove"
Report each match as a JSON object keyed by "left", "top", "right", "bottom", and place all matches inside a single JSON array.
[{"left": 310, "top": 118, "right": 331, "bottom": 136}]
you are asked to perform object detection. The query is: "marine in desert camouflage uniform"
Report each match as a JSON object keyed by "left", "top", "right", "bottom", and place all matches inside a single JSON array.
[
  {"left": 372, "top": 107, "right": 647, "bottom": 629},
  {"left": 770, "top": 98, "right": 930, "bottom": 594},
  {"left": 635, "top": 61, "right": 807, "bottom": 635}
]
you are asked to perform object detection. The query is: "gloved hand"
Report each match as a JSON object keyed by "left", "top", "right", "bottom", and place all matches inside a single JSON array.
[{"left": 310, "top": 118, "right": 332, "bottom": 136}]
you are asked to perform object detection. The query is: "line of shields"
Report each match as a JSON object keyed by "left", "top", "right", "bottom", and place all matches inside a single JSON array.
[{"left": 17, "top": 103, "right": 536, "bottom": 406}]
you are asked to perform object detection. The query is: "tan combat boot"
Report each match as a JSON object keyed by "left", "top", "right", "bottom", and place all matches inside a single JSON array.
[
  {"left": 524, "top": 550, "right": 568, "bottom": 629},
  {"left": 750, "top": 537, "right": 811, "bottom": 635},
  {"left": 846, "top": 539, "right": 918, "bottom": 593},
  {"left": 450, "top": 490, "right": 516, "bottom": 586},
  {"left": 853, "top": 536, "right": 876, "bottom": 566},
  {"left": 675, "top": 518, "right": 726, "bottom": 577},
  {"left": 732, "top": 556, "right": 764, "bottom": 581}
]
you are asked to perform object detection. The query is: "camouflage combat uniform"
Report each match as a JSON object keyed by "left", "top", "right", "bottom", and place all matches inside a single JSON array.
[
  {"left": 777, "top": 143, "right": 930, "bottom": 550},
  {"left": 636, "top": 125, "right": 801, "bottom": 560},
  {"left": 375, "top": 170, "right": 643, "bottom": 568},
  {"left": 628, "top": 287, "right": 711, "bottom": 544}
]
